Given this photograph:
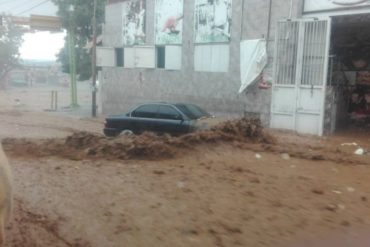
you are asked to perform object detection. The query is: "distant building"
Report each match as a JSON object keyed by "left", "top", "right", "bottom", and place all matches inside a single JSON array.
[
  {"left": 99, "top": 0, "right": 370, "bottom": 136},
  {"left": 9, "top": 60, "right": 64, "bottom": 86}
]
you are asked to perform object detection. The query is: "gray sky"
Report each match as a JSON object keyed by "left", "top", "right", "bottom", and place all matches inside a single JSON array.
[
  {"left": 0, "top": 0, "right": 58, "bottom": 17},
  {"left": 0, "top": 0, "right": 62, "bottom": 61}
]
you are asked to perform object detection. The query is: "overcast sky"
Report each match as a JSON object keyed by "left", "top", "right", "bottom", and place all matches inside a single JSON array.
[
  {"left": 20, "top": 31, "right": 65, "bottom": 61},
  {"left": 0, "top": 0, "right": 62, "bottom": 61},
  {"left": 0, "top": 0, "right": 58, "bottom": 17}
]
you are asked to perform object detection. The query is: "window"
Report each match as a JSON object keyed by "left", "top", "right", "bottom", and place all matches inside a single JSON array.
[
  {"left": 115, "top": 48, "right": 124, "bottom": 67},
  {"left": 124, "top": 47, "right": 156, "bottom": 68},
  {"left": 175, "top": 104, "right": 210, "bottom": 120},
  {"left": 194, "top": 44, "right": 229, "bottom": 72},
  {"left": 155, "top": 46, "right": 182, "bottom": 70},
  {"left": 157, "top": 105, "right": 182, "bottom": 120},
  {"left": 96, "top": 47, "right": 115, "bottom": 67},
  {"left": 156, "top": 46, "right": 166, "bottom": 69},
  {"left": 132, "top": 104, "right": 159, "bottom": 118}
]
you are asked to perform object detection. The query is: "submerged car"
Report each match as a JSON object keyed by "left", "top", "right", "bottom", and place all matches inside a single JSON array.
[{"left": 103, "top": 102, "right": 214, "bottom": 137}]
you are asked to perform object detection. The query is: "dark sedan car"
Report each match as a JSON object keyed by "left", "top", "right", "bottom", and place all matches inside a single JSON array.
[{"left": 103, "top": 103, "right": 213, "bottom": 137}]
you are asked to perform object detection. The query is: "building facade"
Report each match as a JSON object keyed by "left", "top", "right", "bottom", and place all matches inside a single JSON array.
[
  {"left": 99, "top": 0, "right": 370, "bottom": 136},
  {"left": 99, "top": 0, "right": 303, "bottom": 125}
]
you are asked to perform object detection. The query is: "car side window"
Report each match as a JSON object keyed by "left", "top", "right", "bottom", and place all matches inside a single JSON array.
[
  {"left": 132, "top": 105, "right": 159, "bottom": 118},
  {"left": 157, "top": 106, "right": 182, "bottom": 120}
]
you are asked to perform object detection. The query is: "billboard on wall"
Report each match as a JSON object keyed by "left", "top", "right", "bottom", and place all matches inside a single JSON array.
[
  {"left": 155, "top": 0, "right": 184, "bottom": 45},
  {"left": 122, "top": 0, "right": 146, "bottom": 45},
  {"left": 304, "top": 0, "right": 370, "bottom": 13},
  {"left": 194, "top": 0, "right": 232, "bottom": 43}
]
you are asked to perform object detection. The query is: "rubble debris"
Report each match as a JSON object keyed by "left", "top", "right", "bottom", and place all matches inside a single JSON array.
[
  {"left": 341, "top": 143, "right": 358, "bottom": 146},
  {"left": 3, "top": 118, "right": 274, "bottom": 161},
  {"left": 312, "top": 189, "right": 324, "bottom": 195},
  {"left": 354, "top": 148, "right": 365, "bottom": 155},
  {"left": 281, "top": 153, "right": 290, "bottom": 160},
  {"left": 325, "top": 204, "right": 338, "bottom": 212}
]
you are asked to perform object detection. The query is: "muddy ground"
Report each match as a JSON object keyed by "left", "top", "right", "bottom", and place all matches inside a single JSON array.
[{"left": 2, "top": 86, "right": 370, "bottom": 247}]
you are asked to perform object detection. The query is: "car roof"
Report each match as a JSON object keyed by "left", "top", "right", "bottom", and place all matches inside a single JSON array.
[
  {"left": 138, "top": 102, "right": 186, "bottom": 106},
  {"left": 143, "top": 102, "right": 198, "bottom": 105}
]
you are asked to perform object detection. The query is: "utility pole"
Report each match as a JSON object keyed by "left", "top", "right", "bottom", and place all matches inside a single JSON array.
[
  {"left": 91, "top": 0, "right": 98, "bottom": 117},
  {"left": 68, "top": 27, "right": 78, "bottom": 107},
  {"left": 68, "top": 5, "right": 78, "bottom": 108}
]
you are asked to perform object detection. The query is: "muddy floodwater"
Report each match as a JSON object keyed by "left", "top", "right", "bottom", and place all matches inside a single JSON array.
[{"left": 1, "top": 86, "right": 370, "bottom": 246}]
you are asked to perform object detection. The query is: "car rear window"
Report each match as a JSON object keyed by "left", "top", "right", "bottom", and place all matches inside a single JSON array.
[
  {"left": 175, "top": 104, "right": 210, "bottom": 120},
  {"left": 132, "top": 104, "right": 159, "bottom": 118}
]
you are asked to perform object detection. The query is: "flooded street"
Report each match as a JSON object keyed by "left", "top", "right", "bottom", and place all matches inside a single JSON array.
[
  {"left": 3, "top": 0, "right": 370, "bottom": 246},
  {"left": 1, "top": 85, "right": 370, "bottom": 247}
]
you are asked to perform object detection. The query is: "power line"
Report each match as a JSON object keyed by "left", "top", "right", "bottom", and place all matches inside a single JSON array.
[
  {"left": 16, "top": 0, "right": 50, "bottom": 16},
  {"left": 0, "top": 0, "right": 18, "bottom": 6},
  {"left": 15, "top": 0, "right": 49, "bottom": 15},
  {"left": 6, "top": 0, "right": 35, "bottom": 13}
]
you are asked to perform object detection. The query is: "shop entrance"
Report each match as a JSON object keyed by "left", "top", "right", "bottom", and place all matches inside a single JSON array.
[
  {"left": 270, "top": 18, "right": 331, "bottom": 136},
  {"left": 326, "top": 14, "right": 370, "bottom": 134}
]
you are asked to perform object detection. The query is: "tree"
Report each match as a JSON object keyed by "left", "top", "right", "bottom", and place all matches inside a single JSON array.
[
  {"left": 0, "top": 15, "right": 24, "bottom": 89},
  {"left": 52, "top": 0, "right": 105, "bottom": 81}
]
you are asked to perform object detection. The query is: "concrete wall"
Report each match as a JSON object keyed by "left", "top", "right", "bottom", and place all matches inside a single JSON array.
[
  {"left": 101, "top": 0, "right": 304, "bottom": 125},
  {"left": 241, "top": 0, "right": 304, "bottom": 124}
]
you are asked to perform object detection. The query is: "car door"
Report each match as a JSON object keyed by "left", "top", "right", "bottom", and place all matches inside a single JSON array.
[
  {"left": 155, "top": 105, "right": 187, "bottom": 134},
  {"left": 131, "top": 104, "right": 159, "bottom": 133}
]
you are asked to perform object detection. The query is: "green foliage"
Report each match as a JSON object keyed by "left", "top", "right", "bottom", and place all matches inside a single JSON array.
[
  {"left": 0, "top": 15, "right": 24, "bottom": 87},
  {"left": 52, "top": 0, "right": 105, "bottom": 81}
]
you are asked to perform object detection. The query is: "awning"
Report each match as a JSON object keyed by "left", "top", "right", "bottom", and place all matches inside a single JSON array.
[{"left": 239, "top": 39, "right": 267, "bottom": 93}]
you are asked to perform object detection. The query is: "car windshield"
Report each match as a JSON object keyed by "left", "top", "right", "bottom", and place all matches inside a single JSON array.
[{"left": 175, "top": 104, "right": 211, "bottom": 120}]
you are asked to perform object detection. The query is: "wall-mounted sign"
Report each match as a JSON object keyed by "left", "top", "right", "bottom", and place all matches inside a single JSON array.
[
  {"left": 304, "top": 0, "right": 370, "bottom": 13},
  {"left": 194, "top": 0, "right": 232, "bottom": 43},
  {"left": 155, "top": 0, "right": 184, "bottom": 45},
  {"left": 122, "top": 0, "right": 146, "bottom": 46}
]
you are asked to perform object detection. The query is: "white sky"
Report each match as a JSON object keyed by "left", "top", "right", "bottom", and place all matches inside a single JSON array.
[
  {"left": 0, "top": 0, "right": 57, "bottom": 17},
  {"left": 0, "top": 0, "right": 62, "bottom": 61},
  {"left": 20, "top": 31, "right": 65, "bottom": 61}
]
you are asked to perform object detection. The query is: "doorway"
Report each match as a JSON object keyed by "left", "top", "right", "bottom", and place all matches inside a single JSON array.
[
  {"left": 270, "top": 18, "right": 331, "bottom": 136},
  {"left": 325, "top": 14, "right": 370, "bottom": 134}
]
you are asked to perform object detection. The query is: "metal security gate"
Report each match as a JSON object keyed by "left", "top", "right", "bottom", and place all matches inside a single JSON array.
[{"left": 270, "top": 18, "right": 331, "bottom": 136}]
